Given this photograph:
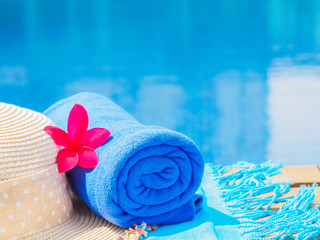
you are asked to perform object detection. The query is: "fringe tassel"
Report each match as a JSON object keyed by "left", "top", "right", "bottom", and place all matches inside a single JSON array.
[{"left": 208, "top": 161, "right": 320, "bottom": 240}]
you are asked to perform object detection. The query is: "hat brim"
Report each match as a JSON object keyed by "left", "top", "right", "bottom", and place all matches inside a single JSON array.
[{"left": 25, "top": 195, "right": 124, "bottom": 240}]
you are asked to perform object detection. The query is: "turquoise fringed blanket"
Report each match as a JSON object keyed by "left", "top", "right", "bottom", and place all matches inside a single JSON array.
[{"left": 148, "top": 162, "right": 320, "bottom": 240}]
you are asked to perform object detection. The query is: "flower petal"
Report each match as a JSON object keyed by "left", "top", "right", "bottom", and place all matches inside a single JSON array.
[
  {"left": 67, "top": 104, "right": 89, "bottom": 147},
  {"left": 80, "top": 128, "right": 111, "bottom": 149},
  {"left": 57, "top": 148, "right": 78, "bottom": 173},
  {"left": 44, "top": 126, "right": 71, "bottom": 147},
  {"left": 77, "top": 146, "right": 98, "bottom": 169}
]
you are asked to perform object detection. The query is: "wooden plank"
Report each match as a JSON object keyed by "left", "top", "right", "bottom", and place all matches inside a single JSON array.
[
  {"left": 256, "top": 187, "right": 320, "bottom": 211},
  {"left": 258, "top": 188, "right": 320, "bottom": 239},
  {"left": 219, "top": 166, "right": 320, "bottom": 239},
  {"left": 271, "top": 166, "right": 320, "bottom": 187},
  {"left": 220, "top": 166, "right": 320, "bottom": 210},
  {"left": 221, "top": 166, "right": 320, "bottom": 187}
]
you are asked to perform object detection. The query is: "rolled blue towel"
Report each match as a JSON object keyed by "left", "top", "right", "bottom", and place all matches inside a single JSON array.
[{"left": 44, "top": 92, "right": 204, "bottom": 227}]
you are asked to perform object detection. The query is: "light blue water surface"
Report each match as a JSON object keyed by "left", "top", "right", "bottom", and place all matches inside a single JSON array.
[{"left": 1, "top": 0, "right": 320, "bottom": 165}]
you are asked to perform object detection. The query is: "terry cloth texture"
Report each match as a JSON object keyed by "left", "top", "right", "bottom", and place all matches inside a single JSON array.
[
  {"left": 146, "top": 161, "right": 320, "bottom": 240},
  {"left": 44, "top": 92, "right": 205, "bottom": 228},
  {"left": 146, "top": 164, "right": 240, "bottom": 240},
  {"left": 147, "top": 162, "right": 320, "bottom": 240}
]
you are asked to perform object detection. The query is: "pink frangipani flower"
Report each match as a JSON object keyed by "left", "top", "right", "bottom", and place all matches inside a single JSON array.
[{"left": 44, "top": 104, "right": 110, "bottom": 173}]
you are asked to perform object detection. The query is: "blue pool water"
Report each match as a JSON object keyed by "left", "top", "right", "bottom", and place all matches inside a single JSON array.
[{"left": 1, "top": 1, "right": 320, "bottom": 165}]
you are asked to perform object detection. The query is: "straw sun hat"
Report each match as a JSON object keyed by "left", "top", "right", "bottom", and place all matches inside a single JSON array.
[{"left": 0, "top": 102, "right": 124, "bottom": 240}]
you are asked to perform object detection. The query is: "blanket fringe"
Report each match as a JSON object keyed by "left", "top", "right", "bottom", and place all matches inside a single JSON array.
[{"left": 208, "top": 161, "right": 320, "bottom": 240}]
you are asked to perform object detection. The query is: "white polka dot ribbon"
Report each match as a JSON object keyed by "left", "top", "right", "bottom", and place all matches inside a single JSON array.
[{"left": 0, "top": 165, "right": 73, "bottom": 239}]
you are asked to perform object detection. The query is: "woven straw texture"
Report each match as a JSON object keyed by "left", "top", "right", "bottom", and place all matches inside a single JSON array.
[
  {"left": 0, "top": 102, "right": 124, "bottom": 240},
  {"left": 30, "top": 195, "right": 124, "bottom": 240},
  {"left": 0, "top": 102, "right": 60, "bottom": 181}
]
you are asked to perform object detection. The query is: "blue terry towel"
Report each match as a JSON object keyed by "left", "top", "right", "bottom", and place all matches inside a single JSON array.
[
  {"left": 44, "top": 92, "right": 204, "bottom": 228},
  {"left": 147, "top": 164, "right": 240, "bottom": 240}
]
